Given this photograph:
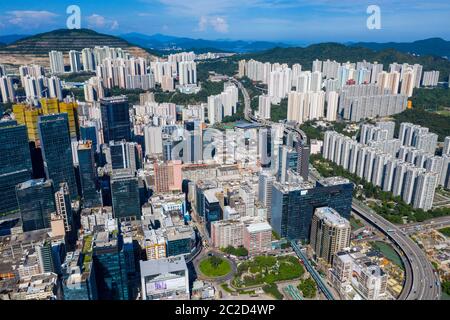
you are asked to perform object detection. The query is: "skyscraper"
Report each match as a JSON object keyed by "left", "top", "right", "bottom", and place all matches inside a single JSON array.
[
  {"left": 78, "top": 141, "right": 102, "bottom": 208},
  {"left": 310, "top": 207, "right": 351, "bottom": 264},
  {"left": 49, "top": 50, "right": 65, "bottom": 74},
  {"left": 69, "top": 50, "right": 82, "bottom": 73},
  {"left": 111, "top": 170, "right": 141, "bottom": 220},
  {"left": 93, "top": 231, "right": 129, "bottom": 300},
  {"left": 16, "top": 179, "right": 55, "bottom": 232},
  {"left": 55, "top": 182, "right": 74, "bottom": 233},
  {"left": 38, "top": 114, "right": 78, "bottom": 198},
  {"left": 100, "top": 96, "right": 131, "bottom": 143},
  {"left": 0, "top": 120, "right": 33, "bottom": 216},
  {"left": 271, "top": 177, "right": 353, "bottom": 241}
]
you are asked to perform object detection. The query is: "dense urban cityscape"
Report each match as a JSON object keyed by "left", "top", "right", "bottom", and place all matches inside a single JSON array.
[{"left": 0, "top": 1, "right": 450, "bottom": 306}]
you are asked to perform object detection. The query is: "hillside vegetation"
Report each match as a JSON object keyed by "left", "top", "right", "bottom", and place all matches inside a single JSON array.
[{"left": 238, "top": 43, "right": 450, "bottom": 81}]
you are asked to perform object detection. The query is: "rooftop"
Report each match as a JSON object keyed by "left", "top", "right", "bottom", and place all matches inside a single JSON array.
[{"left": 139, "top": 256, "right": 187, "bottom": 277}]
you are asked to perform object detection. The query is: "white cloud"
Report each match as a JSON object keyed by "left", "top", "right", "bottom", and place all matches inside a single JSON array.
[
  {"left": 209, "top": 17, "right": 229, "bottom": 33},
  {"left": 7, "top": 10, "right": 58, "bottom": 28},
  {"left": 111, "top": 20, "right": 119, "bottom": 30},
  {"left": 86, "top": 14, "right": 119, "bottom": 30},
  {"left": 197, "top": 16, "right": 229, "bottom": 33}
]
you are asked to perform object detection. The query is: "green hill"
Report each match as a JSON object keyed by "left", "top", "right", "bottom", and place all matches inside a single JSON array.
[
  {"left": 238, "top": 43, "right": 450, "bottom": 81},
  {"left": 0, "top": 28, "right": 158, "bottom": 66}
]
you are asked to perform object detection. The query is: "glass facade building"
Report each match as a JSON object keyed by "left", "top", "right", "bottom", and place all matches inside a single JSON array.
[
  {"left": 93, "top": 232, "right": 129, "bottom": 300},
  {"left": 77, "top": 141, "right": 102, "bottom": 208},
  {"left": 100, "top": 96, "right": 131, "bottom": 143},
  {"left": 271, "top": 177, "right": 353, "bottom": 242},
  {"left": 0, "top": 120, "right": 33, "bottom": 216},
  {"left": 111, "top": 171, "right": 141, "bottom": 220},
  {"left": 38, "top": 114, "right": 78, "bottom": 199},
  {"left": 16, "top": 179, "right": 56, "bottom": 232}
]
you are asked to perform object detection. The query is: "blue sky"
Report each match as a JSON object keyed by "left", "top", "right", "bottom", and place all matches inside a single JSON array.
[{"left": 0, "top": 0, "right": 449, "bottom": 43}]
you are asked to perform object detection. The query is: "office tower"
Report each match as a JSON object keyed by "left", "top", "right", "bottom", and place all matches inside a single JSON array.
[
  {"left": 105, "top": 140, "right": 140, "bottom": 172},
  {"left": 49, "top": 50, "right": 65, "bottom": 74},
  {"left": 258, "top": 95, "right": 271, "bottom": 119},
  {"left": 271, "top": 177, "right": 353, "bottom": 241},
  {"left": 183, "top": 121, "right": 203, "bottom": 164},
  {"left": 413, "top": 172, "right": 438, "bottom": 211},
  {"left": 326, "top": 91, "right": 338, "bottom": 122},
  {"left": 54, "top": 182, "right": 74, "bottom": 233},
  {"left": 296, "top": 141, "right": 310, "bottom": 181},
  {"left": 38, "top": 114, "right": 78, "bottom": 198},
  {"left": 36, "top": 241, "right": 55, "bottom": 273},
  {"left": 93, "top": 232, "right": 129, "bottom": 300},
  {"left": 203, "top": 188, "right": 223, "bottom": 235},
  {"left": 62, "top": 250, "right": 98, "bottom": 300},
  {"left": 178, "top": 61, "right": 197, "bottom": 85},
  {"left": 0, "top": 76, "right": 15, "bottom": 103},
  {"left": 277, "top": 145, "right": 298, "bottom": 183},
  {"left": 111, "top": 170, "right": 141, "bottom": 220},
  {"left": 78, "top": 141, "right": 102, "bottom": 208},
  {"left": 258, "top": 171, "right": 275, "bottom": 219},
  {"left": 80, "top": 124, "right": 99, "bottom": 153},
  {"left": 310, "top": 207, "right": 351, "bottom": 264},
  {"left": 16, "top": 179, "right": 55, "bottom": 232},
  {"left": 69, "top": 50, "right": 82, "bottom": 73},
  {"left": 59, "top": 100, "right": 78, "bottom": 139},
  {"left": 0, "top": 120, "right": 33, "bottom": 216},
  {"left": 144, "top": 126, "right": 163, "bottom": 156},
  {"left": 100, "top": 96, "right": 131, "bottom": 143},
  {"left": 444, "top": 137, "right": 450, "bottom": 155},
  {"left": 140, "top": 256, "right": 189, "bottom": 300}
]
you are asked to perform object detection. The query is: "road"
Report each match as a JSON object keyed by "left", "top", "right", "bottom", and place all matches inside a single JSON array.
[
  {"left": 231, "top": 76, "right": 441, "bottom": 300},
  {"left": 399, "top": 216, "right": 450, "bottom": 235},
  {"left": 352, "top": 200, "right": 441, "bottom": 300}
]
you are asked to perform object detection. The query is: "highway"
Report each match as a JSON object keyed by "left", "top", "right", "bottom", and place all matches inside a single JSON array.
[
  {"left": 231, "top": 76, "right": 441, "bottom": 300},
  {"left": 352, "top": 200, "right": 441, "bottom": 300}
]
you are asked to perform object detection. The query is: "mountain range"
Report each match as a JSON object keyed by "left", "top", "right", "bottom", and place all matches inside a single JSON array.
[
  {"left": 120, "top": 33, "right": 293, "bottom": 53},
  {"left": 350, "top": 38, "right": 450, "bottom": 59}
]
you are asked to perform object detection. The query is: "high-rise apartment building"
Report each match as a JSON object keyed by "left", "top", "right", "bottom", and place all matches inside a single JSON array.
[{"left": 310, "top": 207, "right": 351, "bottom": 264}]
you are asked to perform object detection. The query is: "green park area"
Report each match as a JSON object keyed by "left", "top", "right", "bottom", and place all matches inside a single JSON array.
[
  {"left": 221, "top": 246, "right": 249, "bottom": 257},
  {"left": 233, "top": 255, "right": 305, "bottom": 289},
  {"left": 199, "top": 256, "right": 232, "bottom": 278},
  {"left": 439, "top": 227, "right": 450, "bottom": 237},
  {"left": 297, "top": 277, "right": 317, "bottom": 299},
  {"left": 370, "top": 241, "right": 404, "bottom": 269}
]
